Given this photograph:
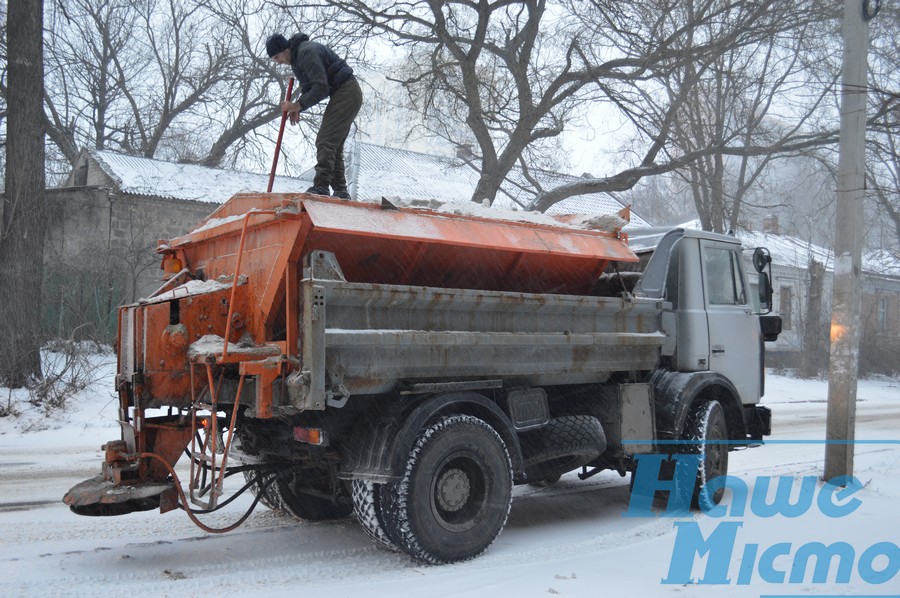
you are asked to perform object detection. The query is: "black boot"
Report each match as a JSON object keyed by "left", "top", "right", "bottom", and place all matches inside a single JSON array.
[
  {"left": 332, "top": 186, "right": 351, "bottom": 200},
  {"left": 306, "top": 185, "right": 330, "bottom": 196}
]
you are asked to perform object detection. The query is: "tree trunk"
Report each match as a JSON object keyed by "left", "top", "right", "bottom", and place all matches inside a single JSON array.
[{"left": 0, "top": 0, "right": 47, "bottom": 387}]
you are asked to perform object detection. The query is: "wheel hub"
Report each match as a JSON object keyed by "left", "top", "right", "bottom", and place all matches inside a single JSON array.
[{"left": 436, "top": 467, "right": 470, "bottom": 512}]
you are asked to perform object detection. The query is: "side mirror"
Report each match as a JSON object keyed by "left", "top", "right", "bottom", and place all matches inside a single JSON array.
[
  {"left": 752, "top": 248, "right": 774, "bottom": 314},
  {"left": 752, "top": 247, "right": 771, "bottom": 273}
]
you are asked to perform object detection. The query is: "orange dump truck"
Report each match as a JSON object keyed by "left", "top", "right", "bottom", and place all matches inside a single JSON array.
[{"left": 65, "top": 192, "right": 777, "bottom": 563}]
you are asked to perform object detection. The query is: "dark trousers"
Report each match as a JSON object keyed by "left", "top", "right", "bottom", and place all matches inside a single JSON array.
[{"left": 314, "top": 77, "right": 363, "bottom": 191}]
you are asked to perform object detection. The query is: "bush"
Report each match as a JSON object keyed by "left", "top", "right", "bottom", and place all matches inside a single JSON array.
[
  {"left": 27, "top": 338, "right": 104, "bottom": 415},
  {"left": 0, "top": 389, "right": 21, "bottom": 418}
]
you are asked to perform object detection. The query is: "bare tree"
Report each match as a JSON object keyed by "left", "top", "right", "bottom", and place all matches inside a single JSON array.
[
  {"left": 865, "top": 3, "right": 900, "bottom": 249},
  {"left": 527, "top": 0, "right": 854, "bottom": 213},
  {"left": 659, "top": 3, "right": 842, "bottom": 233},
  {"left": 0, "top": 0, "right": 47, "bottom": 386},
  {"left": 317, "top": 0, "right": 629, "bottom": 204},
  {"left": 39, "top": 0, "right": 294, "bottom": 171},
  {"left": 313, "top": 0, "right": 847, "bottom": 212},
  {"left": 205, "top": 0, "right": 373, "bottom": 173}
]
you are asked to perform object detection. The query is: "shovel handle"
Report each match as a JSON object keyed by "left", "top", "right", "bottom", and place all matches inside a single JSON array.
[{"left": 267, "top": 77, "right": 295, "bottom": 193}]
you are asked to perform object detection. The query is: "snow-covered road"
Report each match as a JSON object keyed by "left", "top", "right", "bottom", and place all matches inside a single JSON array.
[{"left": 1, "top": 372, "right": 898, "bottom": 597}]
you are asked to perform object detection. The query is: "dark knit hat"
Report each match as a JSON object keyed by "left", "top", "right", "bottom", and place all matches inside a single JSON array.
[{"left": 266, "top": 34, "right": 289, "bottom": 57}]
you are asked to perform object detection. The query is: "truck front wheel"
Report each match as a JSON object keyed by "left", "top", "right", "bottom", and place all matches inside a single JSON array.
[
  {"left": 379, "top": 414, "right": 513, "bottom": 564},
  {"left": 681, "top": 400, "right": 729, "bottom": 510}
]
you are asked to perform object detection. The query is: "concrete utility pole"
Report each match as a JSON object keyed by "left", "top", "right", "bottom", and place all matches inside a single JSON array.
[{"left": 824, "top": 0, "right": 875, "bottom": 482}]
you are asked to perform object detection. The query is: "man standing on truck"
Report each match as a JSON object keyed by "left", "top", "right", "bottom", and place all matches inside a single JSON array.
[{"left": 266, "top": 33, "right": 363, "bottom": 200}]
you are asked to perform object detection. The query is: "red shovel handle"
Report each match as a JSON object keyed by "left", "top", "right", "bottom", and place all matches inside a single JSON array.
[{"left": 267, "top": 77, "right": 295, "bottom": 193}]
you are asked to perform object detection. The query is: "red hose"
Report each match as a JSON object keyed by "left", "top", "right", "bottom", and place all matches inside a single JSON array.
[{"left": 267, "top": 77, "right": 295, "bottom": 193}]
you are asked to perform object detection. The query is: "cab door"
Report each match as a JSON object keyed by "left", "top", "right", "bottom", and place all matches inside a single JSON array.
[{"left": 700, "top": 240, "right": 762, "bottom": 404}]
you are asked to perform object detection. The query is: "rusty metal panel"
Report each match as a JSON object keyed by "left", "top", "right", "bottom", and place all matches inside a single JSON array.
[{"left": 300, "top": 198, "right": 636, "bottom": 262}]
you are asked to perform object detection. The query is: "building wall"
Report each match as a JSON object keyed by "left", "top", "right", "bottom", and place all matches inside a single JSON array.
[
  {"left": 860, "top": 277, "right": 900, "bottom": 374},
  {"left": 764, "top": 260, "right": 900, "bottom": 375},
  {"left": 44, "top": 186, "right": 217, "bottom": 340},
  {"left": 764, "top": 262, "right": 833, "bottom": 367}
]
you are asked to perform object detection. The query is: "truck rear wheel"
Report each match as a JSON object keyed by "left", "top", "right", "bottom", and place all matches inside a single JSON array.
[
  {"left": 379, "top": 415, "right": 513, "bottom": 564},
  {"left": 351, "top": 480, "right": 398, "bottom": 550},
  {"left": 275, "top": 467, "right": 353, "bottom": 521},
  {"left": 681, "top": 400, "right": 729, "bottom": 510},
  {"left": 243, "top": 468, "right": 286, "bottom": 512}
]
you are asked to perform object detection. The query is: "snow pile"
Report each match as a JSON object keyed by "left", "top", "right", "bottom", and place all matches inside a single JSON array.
[
  {"left": 189, "top": 213, "right": 251, "bottom": 234},
  {"left": 389, "top": 197, "right": 628, "bottom": 233},
  {"left": 0, "top": 348, "right": 118, "bottom": 440},
  {"left": 187, "top": 334, "right": 279, "bottom": 358},
  {"left": 142, "top": 278, "right": 235, "bottom": 304}
]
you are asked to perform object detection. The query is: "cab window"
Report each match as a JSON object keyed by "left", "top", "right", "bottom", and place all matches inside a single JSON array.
[{"left": 704, "top": 247, "right": 747, "bottom": 306}]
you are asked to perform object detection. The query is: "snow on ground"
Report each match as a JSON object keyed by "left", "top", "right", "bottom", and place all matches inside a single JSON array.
[{"left": 1, "top": 359, "right": 898, "bottom": 597}]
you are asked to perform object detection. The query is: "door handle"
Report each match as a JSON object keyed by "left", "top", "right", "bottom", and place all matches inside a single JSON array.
[{"left": 711, "top": 345, "right": 725, "bottom": 354}]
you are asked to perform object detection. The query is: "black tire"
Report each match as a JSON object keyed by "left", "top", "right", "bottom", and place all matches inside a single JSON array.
[
  {"left": 519, "top": 415, "right": 606, "bottom": 483},
  {"left": 230, "top": 431, "right": 286, "bottom": 513},
  {"left": 379, "top": 415, "right": 513, "bottom": 564},
  {"left": 242, "top": 468, "right": 285, "bottom": 512},
  {"left": 351, "top": 480, "right": 398, "bottom": 550},
  {"left": 275, "top": 467, "right": 353, "bottom": 521},
  {"left": 681, "top": 400, "right": 729, "bottom": 510}
]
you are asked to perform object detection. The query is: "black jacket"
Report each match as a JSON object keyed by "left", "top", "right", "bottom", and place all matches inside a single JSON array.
[{"left": 288, "top": 34, "right": 354, "bottom": 110}]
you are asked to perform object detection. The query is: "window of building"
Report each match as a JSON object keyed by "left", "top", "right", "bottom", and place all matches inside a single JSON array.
[
  {"left": 74, "top": 162, "right": 88, "bottom": 186},
  {"left": 877, "top": 297, "right": 888, "bottom": 332}
]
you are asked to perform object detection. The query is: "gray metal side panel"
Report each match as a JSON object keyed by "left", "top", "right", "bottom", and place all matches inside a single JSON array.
[{"left": 299, "top": 279, "right": 668, "bottom": 399}]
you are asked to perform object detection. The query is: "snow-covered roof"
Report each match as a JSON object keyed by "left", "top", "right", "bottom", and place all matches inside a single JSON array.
[
  {"left": 91, "top": 150, "right": 312, "bottom": 204},
  {"left": 736, "top": 230, "right": 834, "bottom": 270},
  {"left": 668, "top": 219, "right": 900, "bottom": 278},
  {"left": 86, "top": 145, "right": 648, "bottom": 227},
  {"left": 342, "top": 142, "right": 651, "bottom": 227},
  {"left": 671, "top": 219, "right": 834, "bottom": 269},
  {"left": 863, "top": 249, "right": 900, "bottom": 277}
]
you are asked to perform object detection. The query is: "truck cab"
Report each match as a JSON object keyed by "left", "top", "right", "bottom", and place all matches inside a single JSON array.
[{"left": 634, "top": 228, "right": 773, "bottom": 405}]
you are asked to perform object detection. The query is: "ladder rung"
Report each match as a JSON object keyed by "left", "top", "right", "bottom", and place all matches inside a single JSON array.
[{"left": 191, "top": 451, "right": 218, "bottom": 463}]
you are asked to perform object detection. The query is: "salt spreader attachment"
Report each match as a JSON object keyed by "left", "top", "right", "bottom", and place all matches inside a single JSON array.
[{"left": 64, "top": 191, "right": 640, "bottom": 522}]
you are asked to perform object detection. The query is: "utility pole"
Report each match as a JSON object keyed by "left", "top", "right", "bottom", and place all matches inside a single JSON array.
[{"left": 824, "top": 0, "right": 875, "bottom": 482}]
